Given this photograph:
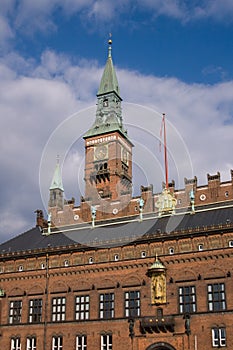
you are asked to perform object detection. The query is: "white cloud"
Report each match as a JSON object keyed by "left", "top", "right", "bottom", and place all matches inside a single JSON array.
[{"left": 1, "top": 0, "right": 233, "bottom": 43}]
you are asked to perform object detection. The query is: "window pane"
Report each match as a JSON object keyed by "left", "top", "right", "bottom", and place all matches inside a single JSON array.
[
  {"left": 178, "top": 286, "right": 196, "bottom": 314},
  {"left": 51, "top": 297, "right": 66, "bottom": 322},
  {"left": 9, "top": 300, "right": 22, "bottom": 324},
  {"left": 99, "top": 293, "right": 114, "bottom": 319},
  {"left": 208, "top": 284, "right": 226, "bottom": 312},
  {"left": 124, "top": 290, "right": 140, "bottom": 317},
  {"left": 28, "top": 299, "right": 42, "bottom": 323}
]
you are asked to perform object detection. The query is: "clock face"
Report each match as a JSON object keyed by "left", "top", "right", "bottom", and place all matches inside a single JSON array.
[{"left": 94, "top": 145, "right": 108, "bottom": 160}]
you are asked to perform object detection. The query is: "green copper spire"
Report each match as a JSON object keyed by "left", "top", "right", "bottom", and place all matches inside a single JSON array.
[
  {"left": 97, "top": 38, "right": 120, "bottom": 97},
  {"left": 83, "top": 37, "right": 127, "bottom": 139},
  {"left": 49, "top": 156, "right": 64, "bottom": 191}
]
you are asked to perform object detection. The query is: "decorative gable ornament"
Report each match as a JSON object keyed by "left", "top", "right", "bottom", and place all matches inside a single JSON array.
[{"left": 156, "top": 188, "right": 177, "bottom": 216}]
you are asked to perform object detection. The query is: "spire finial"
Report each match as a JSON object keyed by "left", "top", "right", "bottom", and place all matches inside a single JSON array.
[
  {"left": 56, "top": 154, "right": 60, "bottom": 165},
  {"left": 108, "top": 33, "right": 112, "bottom": 58}
]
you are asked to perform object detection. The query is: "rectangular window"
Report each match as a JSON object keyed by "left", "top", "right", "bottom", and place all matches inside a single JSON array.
[
  {"left": 76, "top": 335, "right": 87, "bottom": 350},
  {"left": 125, "top": 291, "right": 140, "bottom": 317},
  {"left": 11, "top": 338, "right": 21, "bottom": 350},
  {"left": 208, "top": 283, "right": 226, "bottom": 311},
  {"left": 212, "top": 327, "right": 226, "bottom": 347},
  {"left": 101, "top": 334, "right": 112, "bottom": 350},
  {"left": 75, "top": 295, "right": 89, "bottom": 321},
  {"left": 51, "top": 297, "right": 66, "bottom": 322},
  {"left": 9, "top": 300, "right": 22, "bottom": 324},
  {"left": 179, "top": 286, "right": 196, "bottom": 313},
  {"left": 26, "top": 337, "right": 37, "bottom": 350},
  {"left": 29, "top": 299, "right": 42, "bottom": 323},
  {"left": 99, "top": 293, "right": 114, "bottom": 319},
  {"left": 52, "top": 336, "right": 63, "bottom": 350}
]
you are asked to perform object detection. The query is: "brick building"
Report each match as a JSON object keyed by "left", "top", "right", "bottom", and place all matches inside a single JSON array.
[{"left": 0, "top": 40, "right": 233, "bottom": 350}]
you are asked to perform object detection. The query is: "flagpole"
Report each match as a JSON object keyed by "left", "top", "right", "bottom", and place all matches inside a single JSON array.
[{"left": 163, "top": 113, "right": 169, "bottom": 189}]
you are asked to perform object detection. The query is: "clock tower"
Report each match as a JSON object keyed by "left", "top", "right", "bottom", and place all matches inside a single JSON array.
[{"left": 83, "top": 39, "right": 133, "bottom": 203}]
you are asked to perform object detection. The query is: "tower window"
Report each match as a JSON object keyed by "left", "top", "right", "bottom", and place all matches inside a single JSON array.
[{"left": 103, "top": 99, "right": 108, "bottom": 107}]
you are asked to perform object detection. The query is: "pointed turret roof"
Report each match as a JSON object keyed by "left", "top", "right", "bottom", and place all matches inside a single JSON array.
[
  {"left": 50, "top": 157, "right": 64, "bottom": 191},
  {"left": 97, "top": 41, "right": 120, "bottom": 97}
]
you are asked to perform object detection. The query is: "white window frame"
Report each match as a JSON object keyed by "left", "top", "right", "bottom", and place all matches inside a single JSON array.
[
  {"left": 52, "top": 336, "right": 63, "bottom": 350},
  {"left": 141, "top": 251, "right": 146, "bottom": 258},
  {"left": 29, "top": 298, "right": 43, "bottom": 323},
  {"left": 9, "top": 300, "right": 22, "bottom": 324},
  {"left": 11, "top": 338, "right": 21, "bottom": 350},
  {"left": 212, "top": 327, "right": 226, "bottom": 347},
  {"left": 101, "top": 334, "right": 112, "bottom": 350},
  {"left": 179, "top": 286, "right": 196, "bottom": 313},
  {"left": 169, "top": 247, "right": 174, "bottom": 255},
  {"left": 114, "top": 254, "right": 119, "bottom": 261},
  {"left": 208, "top": 283, "right": 226, "bottom": 311},
  {"left": 76, "top": 335, "right": 87, "bottom": 350},
  {"left": 125, "top": 290, "right": 140, "bottom": 317},
  {"left": 26, "top": 337, "right": 36, "bottom": 350},
  {"left": 75, "top": 295, "right": 90, "bottom": 320},
  {"left": 51, "top": 297, "right": 66, "bottom": 322},
  {"left": 198, "top": 244, "right": 204, "bottom": 251},
  {"left": 99, "top": 293, "right": 114, "bottom": 319}
]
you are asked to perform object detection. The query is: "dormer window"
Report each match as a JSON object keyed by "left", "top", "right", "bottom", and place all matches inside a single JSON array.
[{"left": 103, "top": 99, "right": 108, "bottom": 107}]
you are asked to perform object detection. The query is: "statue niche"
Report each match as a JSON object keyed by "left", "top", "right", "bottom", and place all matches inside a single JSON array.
[{"left": 147, "top": 255, "right": 166, "bottom": 305}]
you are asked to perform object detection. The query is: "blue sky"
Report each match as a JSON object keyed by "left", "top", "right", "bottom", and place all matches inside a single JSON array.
[{"left": 0, "top": 0, "right": 233, "bottom": 243}]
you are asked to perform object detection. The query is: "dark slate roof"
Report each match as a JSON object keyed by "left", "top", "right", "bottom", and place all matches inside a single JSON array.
[
  {"left": 0, "top": 202, "right": 233, "bottom": 254},
  {"left": 0, "top": 227, "right": 78, "bottom": 254}
]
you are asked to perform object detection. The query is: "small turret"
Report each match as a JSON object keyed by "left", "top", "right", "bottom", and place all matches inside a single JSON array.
[{"left": 48, "top": 156, "right": 64, "bottom": 210}]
